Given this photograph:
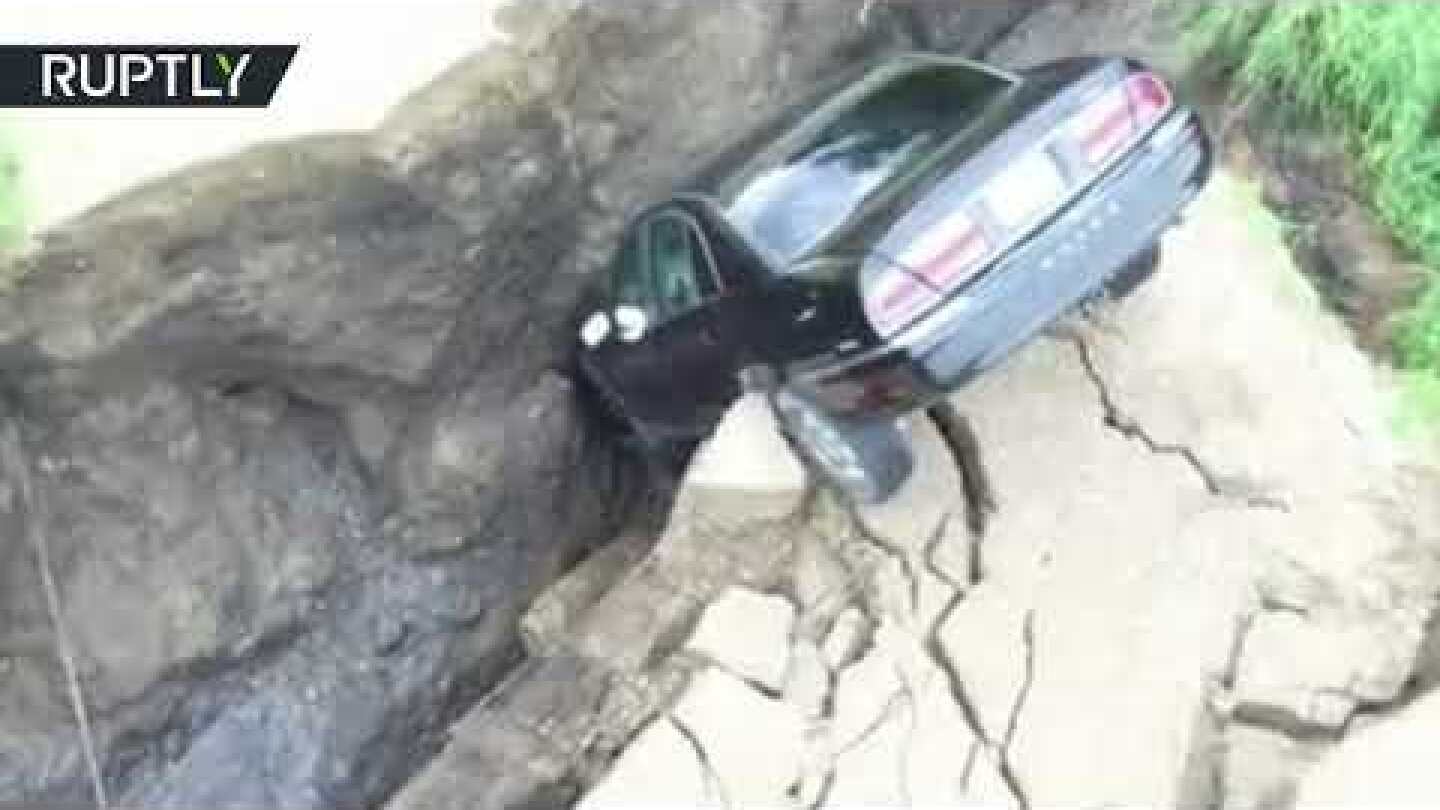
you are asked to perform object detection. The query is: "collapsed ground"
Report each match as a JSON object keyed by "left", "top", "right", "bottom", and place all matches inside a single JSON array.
[
  {"left": 394, "top": 173, "right": 1440, "bottom": 810},
  {"left": 1, "top": 1, "right": 1437, "bottom": 809},
  {"left": 0, "top": 1, "right": 1038, "bottom": 807}
]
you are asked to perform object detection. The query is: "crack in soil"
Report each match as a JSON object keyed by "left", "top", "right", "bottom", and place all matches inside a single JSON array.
[
  {"left": 840, "top": 511, "right": 1033, "bottom": 808},
  {"left": 835, "top": 686, "right": 909, "bottom": 755},
  {"left": 921, "top": 590, "right": 1031, "bottom": 809},
  {"left": 826, "top": 536, "right": 886, "bottom": 660},
  {"left": 959, "top": 738, "right": 981, "bottom": 790},
  {"left": 807, "top": 626, "right": 871, "bottom": 809},
  {"left": 996, "top": 610, "right": 1037, "bottom": 810},
  {"left": 668, "top": 713, "right": 732, "bottom": 809},
  {"left": 928, "top": 400, "right": 998, "bottom": 539},
  {"left": 786, "top": 538, "right": 879, "bottom": 810},
  {"left": 700, "top": 659, "right": 786, "bottom": 702},
  {"left": 1068, "top": 333, "right": 1291, "bottom": 513},
  {"left": 1194, "top": 692, "right": 1231, "bottom": 810},
  {"left": 806, "top": 766, "right": 837, "bottom": 810},
  {"left": 1220, "top": 609, "right": 1261, "bottom": 692},
  {"left": 869, "top": 415, "right": 1033, "bottom": 810},
  {"left": 1258, "top": 595, "right": 1313, "bottom": 618},
  {"left": 849, "top": 505, "right": 922, "bottom": 614},
  {"left": 806, "top": 405, "right": 1035, "bottom": 807},
  {"left": 923, "top": 513, "right": 971, "bottom": 591},
  {"left": 805, "top": 655, "right": 842, "bottom": 810}
]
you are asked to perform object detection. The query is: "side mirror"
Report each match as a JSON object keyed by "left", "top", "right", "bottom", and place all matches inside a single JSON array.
[
  {"left": 579, "top": 311, "right": 612, "bottom": 348},
  {"left": 613, "top": 305, "right": 649, "bottom": 343}
]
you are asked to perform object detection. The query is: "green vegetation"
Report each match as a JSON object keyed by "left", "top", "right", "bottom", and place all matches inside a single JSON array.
[{"left": 1184, "top": 1, "right": 1440, "bottom": 427}]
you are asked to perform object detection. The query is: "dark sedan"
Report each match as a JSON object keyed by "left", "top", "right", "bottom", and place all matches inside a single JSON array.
[{"left": 576, "top": 52, "right": 1212, "bottom": 500}]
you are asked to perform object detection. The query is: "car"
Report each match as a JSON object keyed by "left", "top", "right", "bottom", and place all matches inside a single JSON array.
[{"left": 574, "top": 51, "right": 1213, "bottom": 502}]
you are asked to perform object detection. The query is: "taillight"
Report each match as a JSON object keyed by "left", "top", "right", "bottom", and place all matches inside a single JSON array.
[
  {"left": 865, "top": 210, "right": 993, "bottom": 337},
  {"left": 904, "top": 210, "right": 991, "bottom": 290},
  {"left": 1068, "top": 71, "right": 1173, "bottom": 167},
  {"left": 864, "top": 268, "right": 938, "bottom": 337},
  {"left": 1127, "top": 72, "right": 1172, "bottom": 122}
]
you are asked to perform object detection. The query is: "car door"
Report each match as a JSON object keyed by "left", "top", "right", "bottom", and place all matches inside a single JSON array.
[{"left": 591, "top": 206, "right": 742, "bottom": 437}]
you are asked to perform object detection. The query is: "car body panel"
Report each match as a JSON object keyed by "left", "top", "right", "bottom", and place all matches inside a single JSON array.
[
  {"left": 576, "top": 52, "right": 1213, "bottom": 439},
  {"left": 792, "top": 107, "right": 1211, "bottom": 417}
]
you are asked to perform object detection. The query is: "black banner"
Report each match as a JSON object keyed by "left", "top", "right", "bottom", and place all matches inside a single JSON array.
[{"left": 0, "top": 45, "right": 298, "bottom": 107}]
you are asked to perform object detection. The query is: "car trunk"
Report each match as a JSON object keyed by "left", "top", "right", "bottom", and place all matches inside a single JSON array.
[{"left": 856, "top": 56, "right": 1174, "bottom": 340}]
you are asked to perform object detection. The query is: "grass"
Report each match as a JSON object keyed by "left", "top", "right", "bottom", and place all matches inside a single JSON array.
[{"left": 1183, "top": 1, "right": 1440, "bottom": 423}]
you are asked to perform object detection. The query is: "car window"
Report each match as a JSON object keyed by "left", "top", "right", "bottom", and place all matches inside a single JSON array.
[
  {"left": 648, "top": 212, "right": 720, "bottom": 322},
  {"left": 723, "top": 62, "right": 1013, "bottom": 265},
  {"left": 612, "top": 228, "right": 652, "bottom": 311}
]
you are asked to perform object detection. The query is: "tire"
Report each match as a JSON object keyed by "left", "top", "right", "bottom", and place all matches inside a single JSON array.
[
  {"left": 1105, "top": 242, "right": 1162, "bottom": 299},
  {"left": 772, "top": 390, "right": 914, "bottom": 504}
]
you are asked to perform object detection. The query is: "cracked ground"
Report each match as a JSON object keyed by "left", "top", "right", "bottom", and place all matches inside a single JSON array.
[{"left": 565, "top": 174, "right": 1440, "bottom": 810}]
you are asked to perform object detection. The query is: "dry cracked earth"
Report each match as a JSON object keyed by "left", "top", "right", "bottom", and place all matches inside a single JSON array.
[{"left": 392, "top": 175, "right": 1440, "bottom": 810}]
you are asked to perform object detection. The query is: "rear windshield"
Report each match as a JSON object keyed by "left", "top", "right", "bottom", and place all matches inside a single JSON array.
[{"left": 723, "top": 61, "right": 1013, "bottom": 265}]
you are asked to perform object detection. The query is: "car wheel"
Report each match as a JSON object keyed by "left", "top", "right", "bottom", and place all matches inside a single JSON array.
[
  {"left": 772, "top": 390, "right": 913, "bottom": 504},
  {"left": 1105, "top": 242, "right": 1161, "bottom": 299}
]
